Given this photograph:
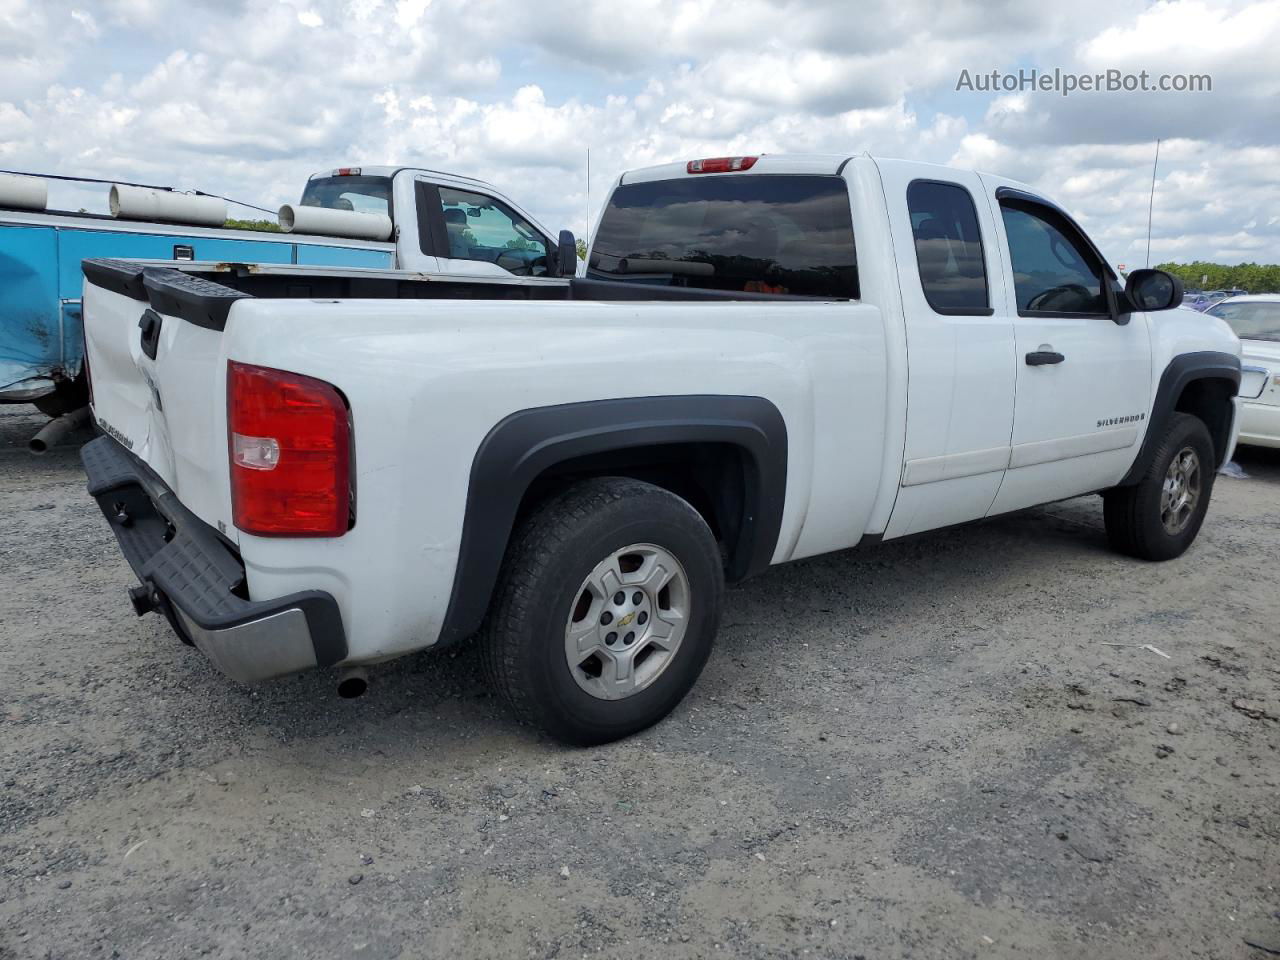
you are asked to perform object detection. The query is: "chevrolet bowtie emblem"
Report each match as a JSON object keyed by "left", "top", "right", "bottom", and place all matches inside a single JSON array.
[{"left": 617, "top": 612, "right": 636, "bottom": 627}]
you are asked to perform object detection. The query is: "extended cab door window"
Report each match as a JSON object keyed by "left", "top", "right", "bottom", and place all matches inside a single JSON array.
[
  {"left": 588, "top": 175, "right": 858, "bottom": 298},
  {"left": 436, "top": 187, "right": 550, "bottom": 276},
  {"left": 999, "top": 200, "right": 1110, "bottom": 316},
  {"left": 907, "top": 180, "right": 991, "bottom": 315}
]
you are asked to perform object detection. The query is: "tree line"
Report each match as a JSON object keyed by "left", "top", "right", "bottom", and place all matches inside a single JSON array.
[
  {"left": 224, "top": 218, "right": 282, "bottom": 232},
  {"left": 1154, "top": 261, "right": 1280, "bottom": 294}
]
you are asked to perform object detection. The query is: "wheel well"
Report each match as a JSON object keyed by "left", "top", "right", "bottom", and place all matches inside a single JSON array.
[
  {"left": 514, "top": 442, "right": 753, "bottom": 580},
  {"left": 435, "top": 394, "right": 787, "bottom": 648},
  {"left": 1174, "top": 377, "right": 1236, "bottom": 466}
]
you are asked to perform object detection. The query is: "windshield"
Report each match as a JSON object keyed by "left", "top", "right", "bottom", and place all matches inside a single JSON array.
[
  {"left": 589, "top": 174, "right": 858, "bottom": 298},
  {"left": 299, "top": 175, "right": 392, "bottom": 216},
  {"left": 1206, "top": 300, "right": 1280, "bottom": 342}
]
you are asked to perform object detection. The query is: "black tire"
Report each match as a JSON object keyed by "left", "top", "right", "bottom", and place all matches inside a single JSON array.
[
  {"left": 479, "top": 477, "right": 724, "bottom": 745},
  {"left": 1103, "top": 412, "right": 1216, "bottom": 561},
  {"left": 33, "top": 373, "right": 89, "bottom": 418}
]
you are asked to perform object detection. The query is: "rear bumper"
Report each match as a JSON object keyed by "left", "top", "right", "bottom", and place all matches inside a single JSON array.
[{"left": 80, "top": 434, "right": 347, "bottom": 683}]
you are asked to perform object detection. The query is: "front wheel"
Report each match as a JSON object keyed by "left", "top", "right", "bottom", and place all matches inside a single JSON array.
[
  {"left": 1103, "top": 412, "right": 1216, "bottom": 561},
  {"left": 480, "top": 477, "right": 724, "bottom": 745}
]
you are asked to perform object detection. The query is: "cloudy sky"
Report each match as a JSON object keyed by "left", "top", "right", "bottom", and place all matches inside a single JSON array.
[{"left": 2, "top": 0, "right": 1277, "bottom": 267}]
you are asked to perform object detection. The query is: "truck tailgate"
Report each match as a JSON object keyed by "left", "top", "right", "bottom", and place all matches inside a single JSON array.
[{"left": 82, "top": 259, "right": 238, "bottom": 540}]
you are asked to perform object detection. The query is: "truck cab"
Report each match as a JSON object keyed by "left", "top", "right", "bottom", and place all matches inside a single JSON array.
[{"left": 300, "top": 166, "right": 564, "bottom": 278}]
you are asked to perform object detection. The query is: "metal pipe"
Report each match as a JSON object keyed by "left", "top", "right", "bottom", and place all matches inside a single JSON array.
[
  {"left": 29, "top": 406, "right": 89, "bottom": 454},
  {"left": 336, "top": 666, "right": 369, "bottom": 699}
]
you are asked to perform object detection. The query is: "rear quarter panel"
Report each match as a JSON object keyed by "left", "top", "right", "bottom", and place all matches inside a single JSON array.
[{"left": 222, "top": 296, "right": 889, "bottom": 662}]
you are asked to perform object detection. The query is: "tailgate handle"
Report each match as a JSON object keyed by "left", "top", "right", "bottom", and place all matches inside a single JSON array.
[{"left": 138, "top": 308, "right": 162, "bottom": 360}]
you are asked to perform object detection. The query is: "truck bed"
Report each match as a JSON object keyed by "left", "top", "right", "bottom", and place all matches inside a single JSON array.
[{"left": 83, "top": 258, "right": 824, "bottom": 332}]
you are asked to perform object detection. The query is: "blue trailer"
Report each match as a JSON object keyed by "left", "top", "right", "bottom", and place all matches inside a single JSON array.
[{"left": 1, "top": 172, "right": 395, "bottom": 416}]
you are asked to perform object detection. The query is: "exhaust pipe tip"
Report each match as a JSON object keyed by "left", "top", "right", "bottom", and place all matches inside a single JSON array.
[
  {"left": 29, "top": 406, "right": 90, "bottom": 455},
  {"left": 336, "top": 666, "right": 368, "bottom": 699}
]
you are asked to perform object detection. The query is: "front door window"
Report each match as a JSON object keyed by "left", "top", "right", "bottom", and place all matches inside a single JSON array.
[{"left": 439, "top": 187, "right": 549, "bottom": 276}]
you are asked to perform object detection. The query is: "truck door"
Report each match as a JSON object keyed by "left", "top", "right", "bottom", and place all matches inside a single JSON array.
[
  {"left": 877, "top": 161, "right": 1017, "bottom": 538},
  {"left": 982, "top": 182, "right": 1152, "bottom": 514},
  {"left": 415, "top": 179, "right": 554, "bottom": 278}
]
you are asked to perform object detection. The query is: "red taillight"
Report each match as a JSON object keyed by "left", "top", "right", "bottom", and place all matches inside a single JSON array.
[
  {"left": 227, "top": 360, "right": 351, "bottom": 537},
  {"left": 334, "top": 167, "right": 361, "bottom": 176},
  {"left": 687, "top": 156, "right": 758, "bottom": 174}
]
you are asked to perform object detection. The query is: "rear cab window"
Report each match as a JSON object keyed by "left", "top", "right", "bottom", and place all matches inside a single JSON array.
[
  {"left": 299, "top": 174, "right": 392, "bottom": 216},
  {"left": 589, "top": 174, "right": 858, "bottom": 298}
]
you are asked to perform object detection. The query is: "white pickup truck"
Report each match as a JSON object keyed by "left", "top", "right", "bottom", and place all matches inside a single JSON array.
[
  {"left": 278, "top": 164, "right": 573, "bottom": 278},
  {"left": 78, "top": 153, "right": 1242, "bottom": 745}
]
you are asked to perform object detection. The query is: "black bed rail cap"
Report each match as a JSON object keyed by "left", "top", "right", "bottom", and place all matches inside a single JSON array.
[
  {"left": 142, "top": 267, "right": 252, "bottom": 331},
  {"left": 82, "top": 258, "right": 149, "bottom": 301}
]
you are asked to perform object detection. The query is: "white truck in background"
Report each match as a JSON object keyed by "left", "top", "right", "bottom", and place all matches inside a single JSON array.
[
  {"left": 278, "top": 165, "right": 572, "bottom": 278},
  {"left": 77, "top": 153, "right": 1242, "bottom": 745}
]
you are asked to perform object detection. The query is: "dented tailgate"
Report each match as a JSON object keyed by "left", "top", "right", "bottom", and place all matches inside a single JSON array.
[{"left": 81, "top": 259, "right": 241, "bottom": 542}]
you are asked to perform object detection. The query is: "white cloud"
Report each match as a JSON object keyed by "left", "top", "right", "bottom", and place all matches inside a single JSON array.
[
  {"left": 394, "top": 0, "right": 432, "bottom": 28},
  {"left": 69, "top": 8, "right": 100, "bottom": 36},
  {"left": 0, "top": 0, "right": 1274, "bottom": 265},
  {"left": 949, "top": 133, "right": 1011, "bottom": 171},
  {"left": 1083, "top": 0, "right": 1279, "bottom": 62}
]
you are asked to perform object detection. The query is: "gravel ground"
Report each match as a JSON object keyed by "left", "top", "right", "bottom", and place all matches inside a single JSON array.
[{"left": 1, "top": 402, "right": 1277, "bottom": 960}]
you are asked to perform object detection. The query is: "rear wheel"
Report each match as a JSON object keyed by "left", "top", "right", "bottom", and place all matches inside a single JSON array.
[
  {"left": 1103, "top": 412, "right": 1216, "bottom": 561},
  {"left": 480, "top": 477, "right": 724, "bottom": 745}
]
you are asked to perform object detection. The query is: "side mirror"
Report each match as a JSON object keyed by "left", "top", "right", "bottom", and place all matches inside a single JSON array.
[
  {"left": 1125, "top": 268, "right": 1183, "bottom": 312},
  {"left": 550, "top": 229, "right": 577, "bottom": 278}
]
